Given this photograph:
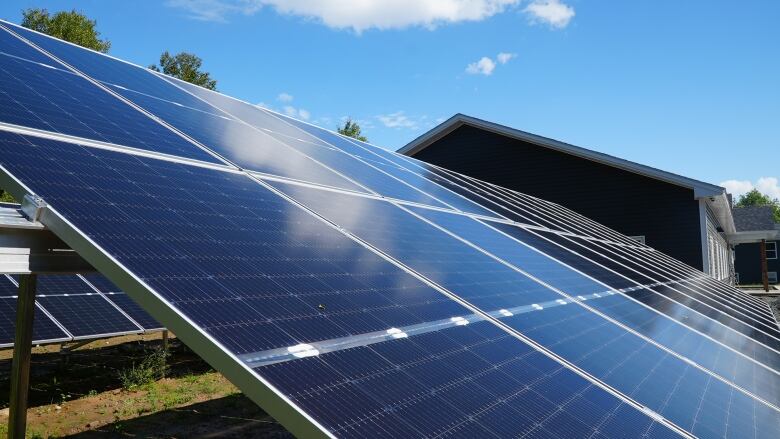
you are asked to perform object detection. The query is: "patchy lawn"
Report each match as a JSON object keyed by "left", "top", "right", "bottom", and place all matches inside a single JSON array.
[{"left": 0, "top": 333, "right": 291, "bottom": 438}]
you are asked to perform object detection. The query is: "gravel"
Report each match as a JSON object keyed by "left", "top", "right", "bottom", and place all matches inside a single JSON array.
[{"left": 758, "top": 295, "right": 780, "bottom": 324}]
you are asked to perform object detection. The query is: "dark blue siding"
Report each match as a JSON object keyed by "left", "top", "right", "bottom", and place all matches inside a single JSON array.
[
  {"left": 735, "top": 241, "right": 780, "bottom": 285},
  {"left": 409, "top": 125, "right": 704, "bottom": 270}
]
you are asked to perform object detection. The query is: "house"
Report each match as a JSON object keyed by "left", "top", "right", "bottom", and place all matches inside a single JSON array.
[
  {"left": 732, "top": 206, "right": 780, "bottom": 286},
  {"left": 399, "top": 114, "right": 737, "bottom": 282}
]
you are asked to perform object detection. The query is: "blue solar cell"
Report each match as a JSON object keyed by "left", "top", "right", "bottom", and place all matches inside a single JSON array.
[
  {"left": 261, "top": 112, "right": 501, "bottom": 215},
  {"left": 0, "top": 131, "right": 681, "bottom": 437},
  {"left": 405, "top": 208, "right": 780, "bottom": 411},
  {"left": 557, "top": 235, "right": 780, "bottom": 345},
  {"left": 0, "top": 24, "right": 59, "bottom": 65},
  {"left": 2, "top": 24, "right": 368, "bottom": 193},
  {"left": 0, "top": 132, "right": 476, "bottom": 351},
  {"left": 0, "top": 276, "right": 69, "bottom": 345},
  {"left": 259, "top": 321, "right": 676, "bottom": 438},
  {"left": 491, "top": 223, "right": 780, "bottom": 344},
  {"left": 267, "top": 182, "right": 780, "bottom": 438},
  {"left": 3, "top": 22, "right": 227, "bottom": 115},
  {"left": 123, "top": 81, "right": 453, "bottom": 206},
  {"left": 82, "top": 274, "right": 163, "bottom": 330},
  {"left": 102, "top": 293, "right": 163, "bottom": 331},
  {"left": 27, "top": 275, "right": 141, "bottom": 338},
  {"left": 614, "top": 245, "right": 780, "bottom": 326},
  {"left": 0, "top": 28, "right": 221, "bottom": 163}
]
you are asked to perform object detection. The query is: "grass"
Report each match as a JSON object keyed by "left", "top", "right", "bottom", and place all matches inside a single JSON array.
[
  {"left": 0, "top": 333, "right": 289, "bottom": 438},
  {"left": 118, "top": 348, "right": 169, "bottom": 390}
]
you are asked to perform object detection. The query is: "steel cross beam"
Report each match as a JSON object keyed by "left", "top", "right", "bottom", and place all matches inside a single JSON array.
[{"left": 0, "top": 196, "right": 96, "bottom": 274}]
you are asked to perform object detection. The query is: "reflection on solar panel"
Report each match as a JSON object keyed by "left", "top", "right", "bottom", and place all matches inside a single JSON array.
[
  {"left": 0, "top": 274, "right": 163, "bottom": 347},
  {"left": 0, "top": 19, "right": 778, "bottom": 438}
]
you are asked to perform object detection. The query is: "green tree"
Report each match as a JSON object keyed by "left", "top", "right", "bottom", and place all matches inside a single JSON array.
[
  {"left": 149, "top": 51, "right": 217, "bottom": 90},
  {"left": 337, "top": 118, "right": 368, "bottom": 142},
  {"left": 21, "top": 8, "right": 111, "bottom": 53},
  {"left": 0, "top": 190, "right": 16, "bottom": 203},
  {"left": 736, "top": 189, "right": 780, "bottom": 222}
]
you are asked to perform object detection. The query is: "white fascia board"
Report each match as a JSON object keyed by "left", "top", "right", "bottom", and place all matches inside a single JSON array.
[
  {"left": 728, "top": 230, "right": 780, "bottom": 245},
  {"left": 704, "top": 194, "right": 737, "bottom": 235}
]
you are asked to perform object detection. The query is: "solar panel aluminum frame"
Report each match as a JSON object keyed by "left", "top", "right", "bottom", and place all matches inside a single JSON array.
[{"left": 0, "top": 152, "right": 335, "bottom": 439}]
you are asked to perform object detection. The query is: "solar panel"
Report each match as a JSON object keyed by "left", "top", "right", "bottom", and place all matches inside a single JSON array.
[
  {"left": 0, "top": 19, "right": 778, "bottom": 438},
  {"left": 0, "top": 276, "right": 69, "bottom": 347},
  {"left": 10, "top": 275, "right": 142, "bottom": 339},
  {"left": 82, "top": 274, "right": 163, "bottom": 331},
  {"left": 0, "top": 273, "right": 163, "bottom": 347}
]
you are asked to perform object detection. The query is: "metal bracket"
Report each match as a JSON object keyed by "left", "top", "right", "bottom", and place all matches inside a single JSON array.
[
  {"left": 20, "top": 194, "right": 46, "bottom": 223},
  {"left": 0, "top": 202, "right": 96, "bottom": 274}
]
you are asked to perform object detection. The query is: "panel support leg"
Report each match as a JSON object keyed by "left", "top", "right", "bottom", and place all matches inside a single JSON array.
[
  {"left": 162, "top": 329, "right": 169, "bottom": 352},
  {"left": 761, "top": 239, "right": 769, "bottom": 293},
  {"left": 161, "top": 330, "right": 170, "bottom": 378},
  {"left": 8, "top": 274, "right": 37, "bottom": 439}
]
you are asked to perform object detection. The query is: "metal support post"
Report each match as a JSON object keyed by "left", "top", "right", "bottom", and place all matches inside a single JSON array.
[{"left": 8, "top": 274, "right": 37, "bottom": 439}]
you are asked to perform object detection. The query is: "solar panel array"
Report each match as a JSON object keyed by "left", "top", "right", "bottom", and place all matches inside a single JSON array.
[
  {"left": 0, "top": 19, "right": 778, "bottom": 438},
  {"left": 0, "top": 273, "right": 163, "bottom": 347}
]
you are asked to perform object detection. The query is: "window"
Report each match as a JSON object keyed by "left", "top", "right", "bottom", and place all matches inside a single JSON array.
[
  {"left": 767, "top": 242, "right": 777, "bottom": 260},
  {"left": 629, "top": 235, "right": 646, "bottom": 245},
  {"left": 769, "top": 272, "right": 778, "bottom": 284}
]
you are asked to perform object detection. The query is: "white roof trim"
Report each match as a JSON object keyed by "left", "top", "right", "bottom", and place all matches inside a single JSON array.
[
  {"left": 400, "top": 114, "right": 736, "bottom": 234},
  {"left": 727, "top": 230, "right": 780, "bottom": 245}
]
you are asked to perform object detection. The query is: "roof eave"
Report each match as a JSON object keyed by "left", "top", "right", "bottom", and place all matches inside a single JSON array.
[{"left": 401, "top": 114, "right": 727, "bottom": 195}]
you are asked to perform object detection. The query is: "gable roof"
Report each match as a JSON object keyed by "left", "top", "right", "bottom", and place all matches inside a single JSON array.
[
  {"left": 400, "top": 114, "right": 727, "bottom": 199},
  {"left": 733, "top": 206, "right": 777, "bottom": 232},
  {"left": 400, "top": 113, "right": 736, "bottom": 235}
]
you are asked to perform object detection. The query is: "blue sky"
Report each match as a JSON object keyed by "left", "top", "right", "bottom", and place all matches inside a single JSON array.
[{"left": 1, "top": 1, "right": 778, "bottom": 198}]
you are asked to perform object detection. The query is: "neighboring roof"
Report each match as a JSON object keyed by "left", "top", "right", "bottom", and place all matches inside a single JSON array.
[
  {"left": 400, "top": 113, "right": 736, "bottom": 234},
  {"left": 400, "top": 114, "right": 727, "bottom": 199},
  {"left": 733, "top": 206, "right": 777, "bottom": 232}
]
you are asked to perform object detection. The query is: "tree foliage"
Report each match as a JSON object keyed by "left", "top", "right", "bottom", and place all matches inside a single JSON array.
[
  {"left": 337, "top": 118, "right": 368, "bottom": 142},
  {"left": 149, "top": 51, "right": 217, "bottom": 90},
  {"left": 21, "top": 8, "right": 111, "bottom": 53},
  {"left": 736, "top": 189, "right": 780, "bottom": 222},
  {"left": 0, "top": 190, "right": 16, "bottom": 203}
]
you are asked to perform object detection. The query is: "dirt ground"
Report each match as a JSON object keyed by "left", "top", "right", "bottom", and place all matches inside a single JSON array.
[{"left": 0, "top": 333, "right": 291, "bottom": 438}]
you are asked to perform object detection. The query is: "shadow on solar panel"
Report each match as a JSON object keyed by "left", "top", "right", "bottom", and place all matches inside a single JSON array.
[{"left": 0, "top": 18, "right": 778, "bottom": 438}]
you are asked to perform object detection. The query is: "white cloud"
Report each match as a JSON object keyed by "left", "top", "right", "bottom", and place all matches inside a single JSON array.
[
  {"left": 721, "top": 180, "right": 754, "bottom": 199},
  {"left": 466, "top": 51, "right": 516, "bottom": 76},
  {"left": 757, "top": 177, "right": 780, "bottom": 200},
  {"left": 165, "top": 0, "right": 263, "bottom": 22},
  {"left": 720, "top": 177, "right": 780, "bottom": 201},
  {"left": 167, "top": 0, "right": 524, "bottom": 31},
  {"left": 524, "top": 0, "right": 575, "bottom": 29},
  {"left": 377, "top": 111, "right": 418, "bottom": 129},
  {"left": 497, "top": 52, "right": 516, "bottom": 64},
  {"left": 283, "top": 105, "right": 311, "bottom": 120},
  {"left": 466, "top": 57, "right": 496, "bottom": 76},
  {"left": 259, "top": 94, "right": 310, "bottom": 120}
]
